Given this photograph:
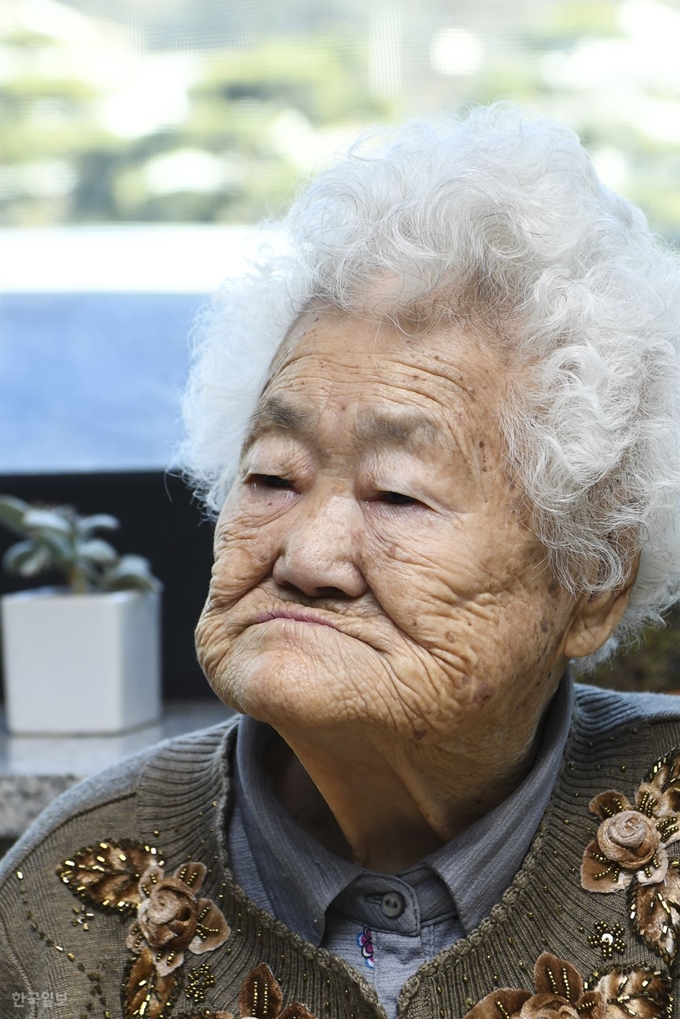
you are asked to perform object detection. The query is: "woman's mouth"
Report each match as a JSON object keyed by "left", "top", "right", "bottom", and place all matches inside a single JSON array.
[{"left": 251, "top": 609, "right": 341, "bottom": 630}]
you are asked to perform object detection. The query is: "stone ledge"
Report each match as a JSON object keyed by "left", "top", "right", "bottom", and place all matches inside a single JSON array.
[
  {"left": 0, "top": 774, "right": 79, "bottom": 838},
  {"left": 0, "top": 700, "right": 231, "bottom": 837}
]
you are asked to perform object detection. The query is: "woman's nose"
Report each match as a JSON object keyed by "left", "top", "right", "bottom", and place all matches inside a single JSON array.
[{"left": 272, "top": 494, "right": 368, "bottom": 600}]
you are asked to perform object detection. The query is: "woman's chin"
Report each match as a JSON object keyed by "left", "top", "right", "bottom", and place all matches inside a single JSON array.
[{"left": 209, "top": 646, "right": 359, "bottom": 731}]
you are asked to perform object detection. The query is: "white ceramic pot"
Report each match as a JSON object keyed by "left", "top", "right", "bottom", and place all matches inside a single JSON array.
[{"left": 1, "top": 587, "right": 161, "bottom": 734}]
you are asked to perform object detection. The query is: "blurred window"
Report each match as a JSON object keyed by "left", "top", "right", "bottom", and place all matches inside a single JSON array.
[{"left": 2, "top": 0, "right": 680, "bottom": 473}]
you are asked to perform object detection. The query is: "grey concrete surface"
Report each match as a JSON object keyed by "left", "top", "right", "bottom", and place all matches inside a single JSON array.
[{"left": 0, "top": 700, "right": 231, "bottom": 838}]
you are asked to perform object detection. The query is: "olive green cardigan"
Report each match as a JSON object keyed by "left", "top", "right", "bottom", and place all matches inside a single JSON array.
[{"left": 1, "top": 685, "right": 680, "bottom": 1019}]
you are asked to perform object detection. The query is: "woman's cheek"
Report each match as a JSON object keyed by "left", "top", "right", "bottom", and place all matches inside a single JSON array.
[
  {"left": 195, "top": 603, "right": 230, "bottom": 684},
  {"left": 212, "top": 518, "right": 278, "bottom": 597},
  {"left": 370, "top": 518, "right": 480, "bottom": 599}
]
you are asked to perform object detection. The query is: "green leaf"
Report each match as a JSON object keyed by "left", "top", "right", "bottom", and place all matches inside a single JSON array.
[
  {"left": 77, "top": 514, "right": 120, "bottom": 538},
  {"left": 24, "top": 508, "right": 73, "bottom": 535},
  {"left": 105, "top": 573, "right": 158, "bottom": 592},
  {"left": 111, "top": 553, "right": 151, "bottom": 574},
  {"left": 77, "top": 538, "right": 118, "bottom": 566},
  {"left": 100, "top": 554, "right": 160, "bottom": 593},
  {"left": 2, "top": 540, "right": 37, "bottom": 574},
  {"left": 3, "top": 532, "right": 69, "bottom": 579},
  {"left": 34, "top": 531, "right": 72, "bottom": 569},
  {"left": 0, "top": 495, "right": 30, "bottom": 536},
  {"left": 14, "top": 545, "right": 52, "bottom": 578}
]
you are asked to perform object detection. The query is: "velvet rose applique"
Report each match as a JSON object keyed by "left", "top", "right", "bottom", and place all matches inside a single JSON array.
[
  {"left": 463, "top": 953, "right": 671, "bottom": 1019},
  {"left": 126, "top": 860, "right": 230, "bottom": 975},
  {"left": 58, "top": 840, "right": 230, "bottom": 1019},
  {"left": 580, "top": 749, "right": 680, "bottom": 964},
  {"left": 178, "top": 963, "right": 318, "bottom": 1019}
]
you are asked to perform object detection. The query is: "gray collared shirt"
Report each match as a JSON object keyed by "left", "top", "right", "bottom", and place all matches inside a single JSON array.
[{"left": 227, "top": 676, "right": 574, "bottom": 1017}]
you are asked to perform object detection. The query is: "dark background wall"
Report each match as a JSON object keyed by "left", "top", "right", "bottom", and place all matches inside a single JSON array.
[{"left": 0, "top": 471, "right": 217, "bottom": 700}]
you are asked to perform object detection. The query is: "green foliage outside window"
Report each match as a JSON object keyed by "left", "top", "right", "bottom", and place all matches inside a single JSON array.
[
  {"left": 2, "top": 0, "right": 679, "bottom": 236},
  {"left": 0, "top": 22, "right": 390, "bottom": 225}
]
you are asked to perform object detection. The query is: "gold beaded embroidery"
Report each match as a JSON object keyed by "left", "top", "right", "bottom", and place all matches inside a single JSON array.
[
  {"left": 588, "top": 922, "right": 626, "bottom": 961},
  {"left": 581, "top": 747, "right": 680, "bottom": 965}
]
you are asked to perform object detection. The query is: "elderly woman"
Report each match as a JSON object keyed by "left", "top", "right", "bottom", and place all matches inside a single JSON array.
[{"left": 2, "top": 105, "right": 680, "bottom": 1019}]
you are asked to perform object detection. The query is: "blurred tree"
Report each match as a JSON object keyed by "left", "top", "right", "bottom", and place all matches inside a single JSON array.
[
  {"left": 0, "top": 27, "right": 122, "bottom": 224},
  {"left": 0, "top": 17, "right": 390, "bottom": 224},
  {"left": 109, "top": 34, "right": 389, "bottom": 222},
  {"left": 1, "top": 0, "right": 679, "bottom": 240}
]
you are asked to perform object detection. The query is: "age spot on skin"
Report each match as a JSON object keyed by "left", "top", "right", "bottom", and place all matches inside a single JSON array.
[
  {"left": 452, "top": 672, "right": 470, "bottom": 692},
  {"left": 540, "top": 618, "right": 551, "bottom": 633},
  {"left": 474, "top": 681, "right": 491, "bottom": 705}
]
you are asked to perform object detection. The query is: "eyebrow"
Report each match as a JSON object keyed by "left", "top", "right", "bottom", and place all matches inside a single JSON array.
[
  {"left": 241, "top": 396, "right": 314, "bottom": 454},
  {"left": 242, "top": 396, "right": 444, "bottom": 456},
  {"left": 353, "top": 409, "right": 442, "bottom": 452}
]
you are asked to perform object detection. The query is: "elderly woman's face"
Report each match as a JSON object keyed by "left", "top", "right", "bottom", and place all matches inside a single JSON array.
[{"left": 197, "top": 312, "right": 577, "bottom": 743}]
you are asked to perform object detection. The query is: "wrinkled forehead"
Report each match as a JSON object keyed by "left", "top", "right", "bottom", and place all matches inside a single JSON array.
[
  {"left": 245, "top": 309, "right": 515, "bottom": 459},
  {"left": 242, "top": 393, "right": 448, "bottom": 458},
  {"left": 266, "top": 306, "right": 513, "bottom": 390}
]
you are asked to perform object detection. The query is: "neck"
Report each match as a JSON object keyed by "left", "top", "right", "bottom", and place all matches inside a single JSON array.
[{"left": 267, "top": 683, "right": 559, "bottom": 873}]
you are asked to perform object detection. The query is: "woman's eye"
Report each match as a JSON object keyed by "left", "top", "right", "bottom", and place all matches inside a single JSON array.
[
  {"left": 380, "top": 491, "right": 418, "bottom": 506},
  {"left": 251, "top": 474, "right": 293, "bottom": 490}
]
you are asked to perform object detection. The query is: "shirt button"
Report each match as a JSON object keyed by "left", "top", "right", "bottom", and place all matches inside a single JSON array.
[{"left": 380, "top": 891, "right": 405, "bottom": 918}]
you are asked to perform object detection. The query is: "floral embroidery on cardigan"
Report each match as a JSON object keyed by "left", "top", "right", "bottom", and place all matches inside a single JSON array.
[
  {"left": 588, "top": 922, "right": 626, "bottom": 961},
  {"left": 126, "top": 860, "right": 230, "bottom": 975},
  {"left": 462, "top": 953, "right": 671, "bottom": 1019},
  {"left": 58, "top": 838, "right": 162, "bottom": 915},
  {"left": 177, "top": 963, "right": 319, "bottom": 1019},
  {"left": 57, "top": 840, "right": 230, "bottom": 1019},
  {"left": 580, "top": 748, "right": 680, "bottom": 964},
  {"left": 357, "top": 927, "right": 375, "bottom": 969}
]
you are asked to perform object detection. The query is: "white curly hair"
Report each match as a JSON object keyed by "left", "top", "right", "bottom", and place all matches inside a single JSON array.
[{"left": 180, "top": 103, "right": 680, "bottom": 669}]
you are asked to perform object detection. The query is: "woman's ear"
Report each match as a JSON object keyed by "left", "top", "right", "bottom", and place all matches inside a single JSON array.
[{"left": 563, "top": 553, "right": 641, "bottom": 660}]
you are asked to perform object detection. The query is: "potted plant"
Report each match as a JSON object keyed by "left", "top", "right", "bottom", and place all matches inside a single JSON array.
[{"left": 0, "top": 495, "right": 162, "bottom": 734}]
